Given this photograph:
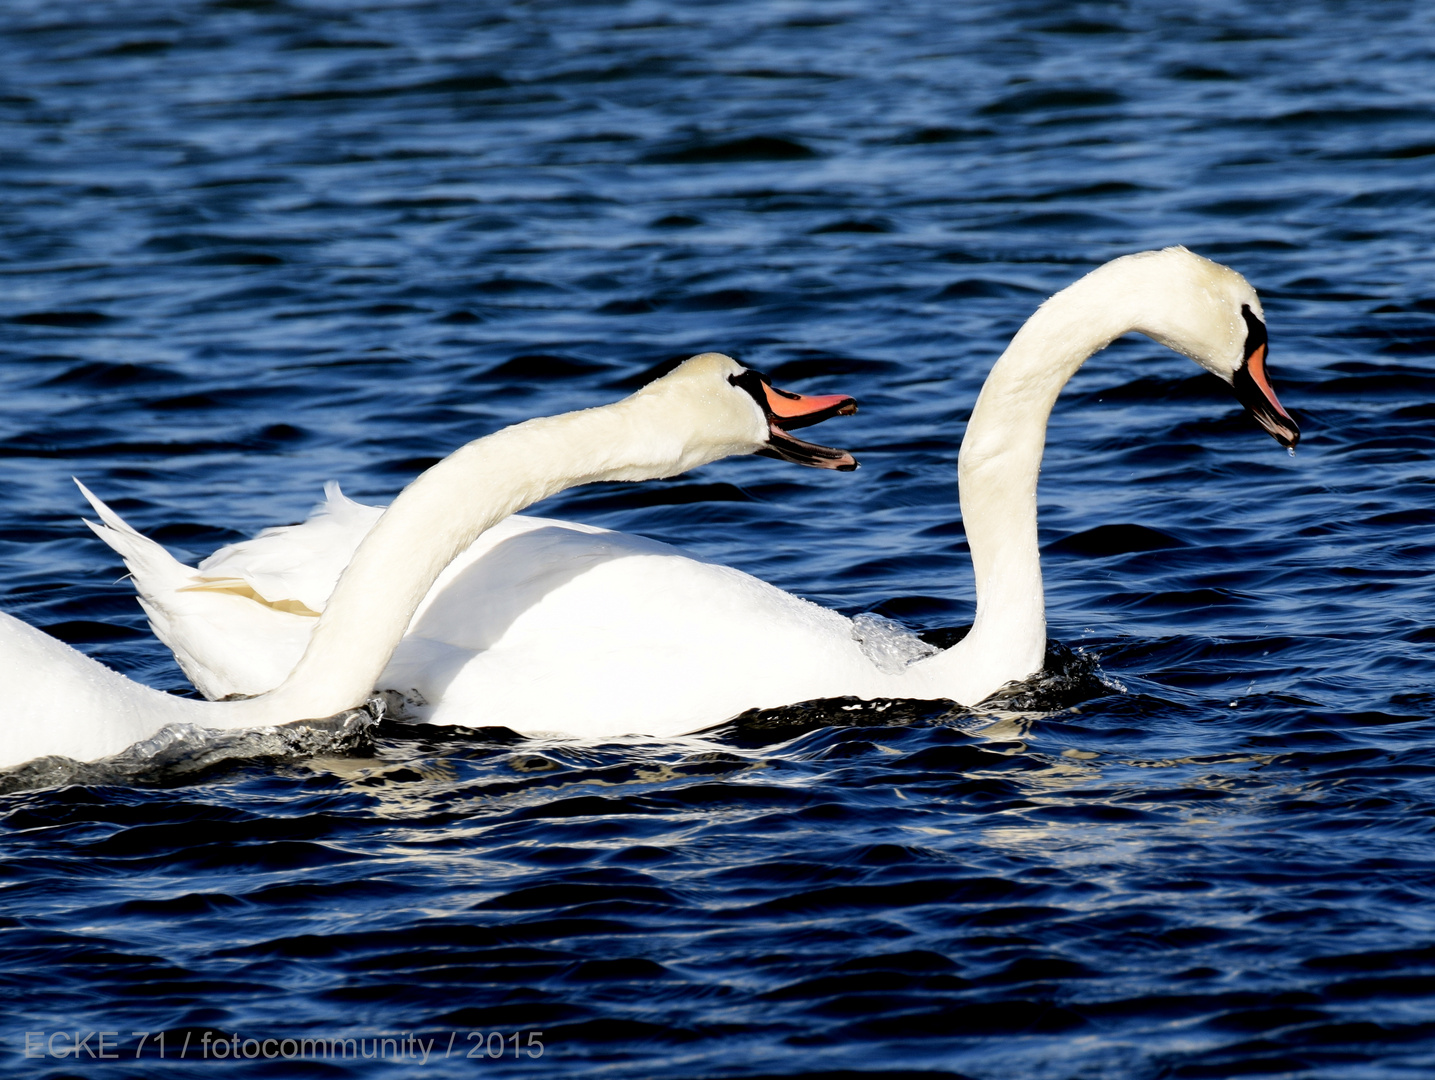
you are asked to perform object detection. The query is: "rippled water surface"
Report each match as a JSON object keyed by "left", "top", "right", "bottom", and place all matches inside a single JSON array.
[{"left": 4, "top": 2, "right": 1435, "bottom": 1077}]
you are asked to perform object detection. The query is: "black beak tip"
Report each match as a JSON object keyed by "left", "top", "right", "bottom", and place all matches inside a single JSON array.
[
  {"left": 1264, "top": 414, "right": 1301, "bottom": 449},
  {"left": 1232, "top": 364, "right": 1300, "bottom": 452}
]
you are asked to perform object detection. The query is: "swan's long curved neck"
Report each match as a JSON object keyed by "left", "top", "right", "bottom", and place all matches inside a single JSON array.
[
  {"left": 213, "top": 390, "right": 725, "bottom": 727},
  {"left": 919, "top": 258, "right": 1160, "bottom": 699}
]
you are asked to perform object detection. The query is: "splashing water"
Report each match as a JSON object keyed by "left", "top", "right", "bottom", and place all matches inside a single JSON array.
[{"left": 850, "top": 612, "right": 940, "bottom": 674}]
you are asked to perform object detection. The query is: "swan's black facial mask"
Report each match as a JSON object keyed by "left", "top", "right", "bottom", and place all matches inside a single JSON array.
[
  {"left": 729, "top": 368, "right": 859, "bottom": 471},
  {"left": 1231, "top": 305, "right": 1300, "bottom": 449}
]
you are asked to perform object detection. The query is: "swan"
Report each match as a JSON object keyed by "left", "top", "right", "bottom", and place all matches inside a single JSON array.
[
  {"left": 0, "top": 353, "right": 858, "bottom": 769},
  {"left": 84, "top": 247, "right": 1299, "bottom": 740}
]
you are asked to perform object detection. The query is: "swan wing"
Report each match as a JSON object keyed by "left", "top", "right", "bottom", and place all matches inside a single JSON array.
[
  {"left": 196, "top": 481, "right": 384, "bottom": 613},
  {"left": 81, "top": 478, "right": 638, "bottom": 703}
]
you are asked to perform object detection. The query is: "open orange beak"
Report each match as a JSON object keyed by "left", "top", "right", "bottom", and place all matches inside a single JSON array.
[{"left": 730, "top": 369, "right": 859, "bottom": 471}]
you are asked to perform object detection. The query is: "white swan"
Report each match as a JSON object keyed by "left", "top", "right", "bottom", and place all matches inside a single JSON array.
[
  {"left": 0, "top": 353, "right": 857, "bottom": 769},
  {"left": 84, "top": 247, "right": 1298, "bottom": 741}
]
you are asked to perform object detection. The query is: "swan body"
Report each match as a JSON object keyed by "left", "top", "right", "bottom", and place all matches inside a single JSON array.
[
  {"left": 86, "top": 247, "right": 1300, "bottom": 740},
  {"left": 0, "top": 353, "right": 856, "bottom": 768},
  {"left": 84, "top": 489, "right": 954, "bottom": 734}
]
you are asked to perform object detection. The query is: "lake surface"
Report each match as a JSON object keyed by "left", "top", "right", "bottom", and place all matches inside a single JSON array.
[{"left": 3, "top": 1, "right": 1435, "bottom": 1077}]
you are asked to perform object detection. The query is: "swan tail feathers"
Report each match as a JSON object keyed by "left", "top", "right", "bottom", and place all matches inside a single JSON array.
[
  {"left": 75, "top": 480, "right": 201, "bottom": 591},
  {"left": 74, "top": 478, "right": 148, "bottom": 539},
  {"left": 74, "top": 480, "right": 263, "bottom": 701},
  {"left": 75, "top": 481, "right": 371, "bottom": 702}
]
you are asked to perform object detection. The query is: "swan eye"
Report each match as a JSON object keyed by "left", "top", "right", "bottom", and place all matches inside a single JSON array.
[{"left": 1240, "top": 304, "right": 1268, "bottom": 362}]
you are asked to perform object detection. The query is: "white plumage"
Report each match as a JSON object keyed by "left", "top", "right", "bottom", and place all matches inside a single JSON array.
[{"left": 82, "top": 248, "right": 1298, "bottom": 741}]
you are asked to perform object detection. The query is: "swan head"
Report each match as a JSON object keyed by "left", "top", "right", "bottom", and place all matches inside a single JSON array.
[
  {"left": 1122, "top": 247, "right": 1300, "bottom": 448},
  {"left": 634, "top": 352, "right": 859, "bottom": 472}
]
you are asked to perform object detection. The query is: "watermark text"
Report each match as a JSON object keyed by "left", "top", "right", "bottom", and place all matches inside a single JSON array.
[{"left": 23, "top": 1029, "right": 545, "bottom": 1063}]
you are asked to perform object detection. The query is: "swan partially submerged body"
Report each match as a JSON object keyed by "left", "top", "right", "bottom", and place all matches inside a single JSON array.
[
  {"left": 0, "top": 353, "right": 857, "bottom": 769},
  {"left": 88, "top": 247, "right": 1299, "bottom": 740}
]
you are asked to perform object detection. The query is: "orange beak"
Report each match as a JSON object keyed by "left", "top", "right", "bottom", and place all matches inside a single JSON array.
[
  {"left": 761, "top": 383, "right": 858, "bottom": 430},
  {"left": 730, "top": 368, "right": 859, "bottom": 471},
  {"left": 1232, "top": 342, "right": 1300, "bottom": 448}
]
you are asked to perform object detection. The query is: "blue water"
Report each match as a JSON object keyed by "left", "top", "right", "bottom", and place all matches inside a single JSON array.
[{"left": 4, "top": 1, "right": 1435, "bottom": 1077}]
